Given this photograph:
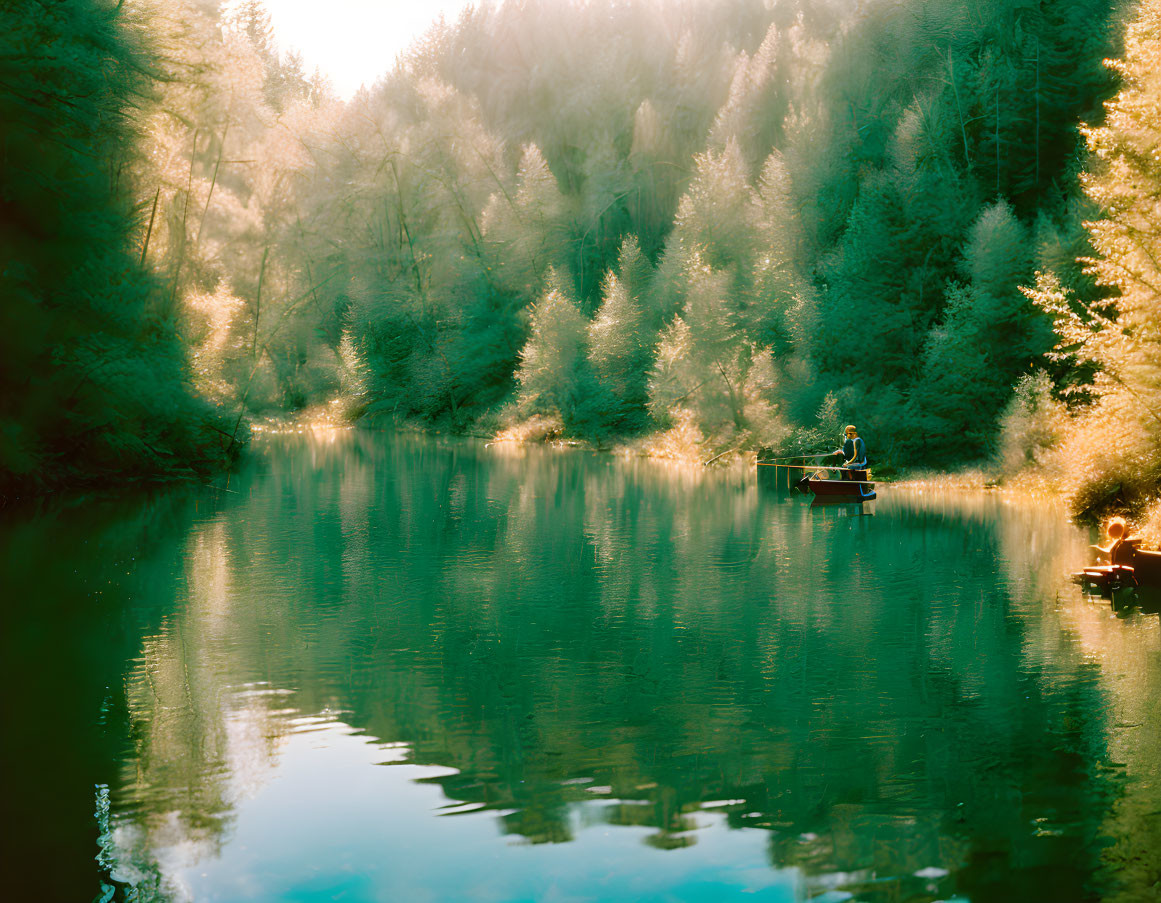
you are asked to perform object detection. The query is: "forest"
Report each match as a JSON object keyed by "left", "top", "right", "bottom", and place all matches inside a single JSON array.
[{"left": 3, "top": 0, "right": 1161, "bottom": 524}]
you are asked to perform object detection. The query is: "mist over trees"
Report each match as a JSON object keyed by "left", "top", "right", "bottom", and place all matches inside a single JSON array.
[
  {"left": 291, "top": 0, "right": 1122, "bottom": 465},
  {"left": 6, "top": 0, "right": 1161, "bottom": 514}
]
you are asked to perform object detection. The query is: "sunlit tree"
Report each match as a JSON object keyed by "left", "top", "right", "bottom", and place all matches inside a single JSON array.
[
  {"left": 588, "top": 270, "right": 650, "bottom": 425},
  {"left": 515, "top": 270, "right": 589, "bottom": 425},
  {"left": 1028, "top": 0, "right": 1161, "bottom": 513}
]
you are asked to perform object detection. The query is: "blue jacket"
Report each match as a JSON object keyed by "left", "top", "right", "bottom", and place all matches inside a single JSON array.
[{"left": 843, "top": 436, "right": 867, "bottom": 467}]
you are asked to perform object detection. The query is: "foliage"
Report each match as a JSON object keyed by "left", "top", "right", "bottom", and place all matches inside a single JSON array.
[
  {"left": 1025, "top": 0, "right": 1161, "bottom": 516},
  {"left": 906, "top": 202, "right": 1052, "bottom": 459},
  {"left": 2, "top": 0, "right": 1144, "bottom": 491},
  {"left": 515, "top": 270, "right": 588, "bottom": 426},
  {"left": 254, "top": 0, "right": 1122, "bottom": 468},
  {"left": 587, "top": 268, "right": 651, "bottom": 433},
  {"left": 0, "top": 0, "right": 233, "bottom": 495},
  {"left": 997, "top": 371, "right": 1068, "bottom": 476}
]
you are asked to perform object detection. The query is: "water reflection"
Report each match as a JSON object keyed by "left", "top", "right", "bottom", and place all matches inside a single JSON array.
[{"left": 1, "top": 432, "right": 1157, "bottom": 902}]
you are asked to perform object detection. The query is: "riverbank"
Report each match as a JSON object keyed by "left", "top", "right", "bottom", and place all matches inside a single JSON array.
[{"left": 256, "top": 404, "right": 1161, "bottom": 547}]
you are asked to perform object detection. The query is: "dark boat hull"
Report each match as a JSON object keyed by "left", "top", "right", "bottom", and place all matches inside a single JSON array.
[{"left": 807, "top": 478, "right": 876, "bottom": 501}]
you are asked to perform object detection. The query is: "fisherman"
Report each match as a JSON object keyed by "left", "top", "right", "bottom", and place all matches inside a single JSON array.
[{"left": 833, "top": 424, "right": 867, "bottom": 482}]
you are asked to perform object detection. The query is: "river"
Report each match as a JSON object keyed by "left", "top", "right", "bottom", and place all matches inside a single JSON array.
[{"left": 2, "top": 431, "right": 1158, "bottom": 902}]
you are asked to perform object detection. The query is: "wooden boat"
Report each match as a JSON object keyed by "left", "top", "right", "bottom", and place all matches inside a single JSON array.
[
  {"left": 1076, "top": 539, "right": 1161, "bottom": 592},
  {"left": 1074, "top": 516, "right": 1161, "bottom": 606},
  {"left": 1076, "top": 563, "right": 1139, "bottom": 592},
  {"left": 756, "top": 451, "right": 876, "bottom": 502},
  {"left": 801, "top": 468, "right": 876, "bottom": 502}
]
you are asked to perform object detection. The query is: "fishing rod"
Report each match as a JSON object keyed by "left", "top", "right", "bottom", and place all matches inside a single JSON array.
[
  {"left": 767, "top": 462, "right": 865, "bottom": 470},
  {"left": 770, "top": 463, "right": 873, "bottom": 481},
  {"left": 761, "top": 451, "right": 841, "bottom": 463}
]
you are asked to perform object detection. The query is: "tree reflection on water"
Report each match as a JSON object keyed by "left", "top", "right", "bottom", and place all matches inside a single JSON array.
[{"left": 2, "top": 432, "right": 1156, "bottom": 901}]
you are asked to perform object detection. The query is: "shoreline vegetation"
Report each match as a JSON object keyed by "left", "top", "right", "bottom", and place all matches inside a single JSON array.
[
  {"left": 261, "top": 409, "right": 1074, "bottom": 506},
  {"left": 3, "top": 0, "right": 1161, "bottom": 537}
]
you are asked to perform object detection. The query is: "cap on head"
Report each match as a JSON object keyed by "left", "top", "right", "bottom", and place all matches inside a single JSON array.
[{"left": 845, "top": 424, "right": 857, "bottom": 434}]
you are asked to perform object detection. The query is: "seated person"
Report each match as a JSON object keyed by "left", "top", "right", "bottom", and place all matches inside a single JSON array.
[
  {"left": 834, "top": 424, "right": 867, "bottom": 481},
  {"left": 1099, "top": 517, "right": 1133, "bottom": 565}
]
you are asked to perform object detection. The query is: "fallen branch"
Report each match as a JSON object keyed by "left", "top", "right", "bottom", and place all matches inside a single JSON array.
[{"left": 703, "top": 446, "right": 742, "bottom": 467}]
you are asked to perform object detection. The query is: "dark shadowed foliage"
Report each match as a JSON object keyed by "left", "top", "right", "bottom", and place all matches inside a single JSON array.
[{"left": 0, "top": 0, "right": 232, "bottom": 496}]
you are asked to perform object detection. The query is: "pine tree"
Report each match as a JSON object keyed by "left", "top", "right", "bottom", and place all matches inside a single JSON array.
[
  {"left": 234, "top": 0, "right": 274, "bottom": 59},
  {"left": 707, "top": 23, "right": 787, "bottom": 171},
  {"left": 647, "top": 253, "right": 754, "bottom": 439},
  {"left": 673, "top": 139, "right": 757, "bottom": 274},
  {"left": 588, "top": 271, "right": 650, "bottom": 419},
  {"left": 747, "top": 150, "right": 805, "bottom": 354},
  {"left": 616, "top": 234, "right": 654, "bottom": 303},
  {"left": 481, "top": 143, "right": 569, "bottom": 298},
  {"left": 515, "top": 270, "right": 588, "bottom": 423},
  {"left": 907, "top": 201, "right": 1047, "bottom": 460}
]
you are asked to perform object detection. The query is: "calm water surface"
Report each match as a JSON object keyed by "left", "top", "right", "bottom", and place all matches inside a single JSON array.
[{"left": 2, "top": 432, "right": 1158, "bottom": 902}]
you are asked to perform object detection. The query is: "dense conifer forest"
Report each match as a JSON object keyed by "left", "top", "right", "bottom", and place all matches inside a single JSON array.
[{"left": 4, "top": 0, "right": 1161, "bottom": 523}]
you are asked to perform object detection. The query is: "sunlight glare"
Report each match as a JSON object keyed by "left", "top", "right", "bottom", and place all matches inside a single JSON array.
[{"left": 260, "top": 0, "right": 475, "bottom": 98}]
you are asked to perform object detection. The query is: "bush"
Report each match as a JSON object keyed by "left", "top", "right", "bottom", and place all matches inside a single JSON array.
[{"left": 997, "top": 371, "right": 1068, "bottom": 478}]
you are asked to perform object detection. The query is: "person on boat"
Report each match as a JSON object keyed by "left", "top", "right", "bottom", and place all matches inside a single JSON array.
[
  {"left": 833, "top": 424, "right": 867, "bottom": 482},
  {"left": 1101, "top": 516, "right": 1135, "bottom": 566}
]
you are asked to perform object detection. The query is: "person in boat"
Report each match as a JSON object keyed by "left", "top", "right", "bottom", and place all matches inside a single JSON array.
[
  {"left": 1090, "top": 515, "right": 1161, "bottom": 586},
  {"left": 833, "top": 424, "right": 867, "bottom": 482},
  {"left": 1095, "top": 513, "right": 1142, "bottom": 561},
  {"left": 1101, "top": 517, "right": 1134, "bottom": 566}
]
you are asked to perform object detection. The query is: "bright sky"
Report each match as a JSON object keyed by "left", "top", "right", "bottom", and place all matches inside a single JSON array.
[{"left": 261, "top": 0, "right": 476, "bottom": 99}]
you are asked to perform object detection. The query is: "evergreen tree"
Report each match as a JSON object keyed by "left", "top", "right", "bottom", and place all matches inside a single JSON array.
[
  {"left": 587, "top": 271, "right": 650, "bottom": 426},
  {"left": 747, "top": 150, "right": 806, "bottom": 354},
  {"left": 615, "top": 234, "right": 654, "bottom": 305},
  {"left": 482, "top": 143, "right": 569, "bottom": 299},
  {"left": 908, "top": 202, "right": 1049, "bottom": 460},
  {"left": 648, "top": 252, "right": 781, "bottom": 444},
  {"left": 707, "top": 23, "right": 788, "bottom": 171},
  {"left": 672, "top": 140, "right": 757, "bottom": 275},
  {"left": 234, "top": 0, "right": 274, "bottom": 57},
  {"left": 515, "top": 270, "right": 588, "bottom": 425}
]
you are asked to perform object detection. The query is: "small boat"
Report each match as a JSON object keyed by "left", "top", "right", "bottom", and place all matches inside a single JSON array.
[
  {"left": 799, "top": 467, "right": 876, "bottom": 502},
  {"left": 1076, "top": 543, "right": 1161, "bottom": 590},
  {"left": 756, "top": 451, "right": 876, "bottom": 502},
  {"left": 1076, "top": 563, "right": 1138, "bottom": 592},
  {"left": 1074, "top": 516, "right": 1161, "bottom": 605}
]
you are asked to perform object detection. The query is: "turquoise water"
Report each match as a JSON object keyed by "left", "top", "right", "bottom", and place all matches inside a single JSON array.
[{"left": 2, "top": 432, "right": 1158, "bottom": 902}]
